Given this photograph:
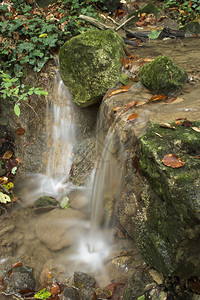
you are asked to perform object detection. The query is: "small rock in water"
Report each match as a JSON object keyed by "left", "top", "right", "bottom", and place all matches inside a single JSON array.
[
  {"left": 74, "top": 271, "right": 96, "bottom": 289},
  {"left": 149, "top": 269, "right": 164, "bottom": 285},
  {"left": 62, "top": 287, "right": 81, "bottom": 300},
  {"left": 34, "top": 196, "right": 59, "bottom": 208},
  {"left": 3, "top": 265, "right": 36, "bottom": 295}
]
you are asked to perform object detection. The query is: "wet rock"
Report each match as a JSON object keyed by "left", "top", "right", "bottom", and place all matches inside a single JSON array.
[
  {"left": 182, "top": 22, "right": 200, "bottom": 34},
  {"left": 59, "top": 29, "right": 125, "bottom": 107},
  {"left": 35, "top": 208, "right": 85, "bottom": 251},
  {"left": 123, "top": 268, "right": 153, "bottom": 300},
  {"left": 70, "top": 137, "right": 96, "bottom": 185},
  {"left": 0, "top": 160, "right": 6, "bottom": 176},
  {"left": 140, "top": 56, "right": 188, "bottom": 96},
  {"left": 34, "top": 196, "right": 59, "bottom": 208},
  {"left": 95, "top": 287, "right": 112, "bottom": 299},
  {"left": 3, "top": 265, "right": 36, "bottom": 295},
  {"left": 62, "top": 286, "right": 82, "bottom": 300},
  {"left": 137, "top": 121, "right": 200, "bottom": 276},
  {"left": 74, "top": 271, "right": 96, "bottom": 289}
]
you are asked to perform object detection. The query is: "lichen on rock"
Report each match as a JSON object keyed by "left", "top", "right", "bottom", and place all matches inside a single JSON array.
[
  {"left": 139, "top": 56, "right": 188, "bottom": 96},
  {"left": 59, "top": 29, "right": 125, "bottom": 107}
]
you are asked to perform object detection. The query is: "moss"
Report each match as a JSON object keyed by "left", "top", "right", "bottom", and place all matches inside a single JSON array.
[
  {"left": 139, "top": 56, "right": 188, "bottom": 96},
  {"left": 34, "top": 196, "right": 59, "bottom": 208},
  {"left": 59, "top": 29, "right": 125, "bottom": 107},
  {"left": 137, "top": 121, "right": 200, "bottom": 276},
  {"left": 126, "top": 3, "right": 160, "bottom": 27},
  {"left": 0, "top": 160, "right": 6, "bottom": 176}
]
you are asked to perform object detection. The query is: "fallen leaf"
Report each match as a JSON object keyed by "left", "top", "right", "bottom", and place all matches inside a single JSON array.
[
  {"left": 195, "top": 156, "right": 200, "bottom": 159},
  {"left": 122, "top": 100, "right": 136, "bottom": 113},
  {"left": 11, "top": 261, "right": 23, "bottom": 269},
  {"left": 175, "top": 120, "right": 182, "bottom": 126},
  {"left": 165, "top": 97, "right": 177, "bottom": 103},
  {"left": 105, "top": 85, "right": 131, "bottom": 98},
  {"left": 50, "top": 282, "right": 60, "bottom": 297},
  {"left": 112, "top": 107, "right": 121, "bottom": 113},
  {"left": 159, "top": 123, "right": 175, "bottom": 130},
  {"left": 162, "top": 154, "right": 185, "bottom": 168},
  {"left": 127, "top": 113, "right": 138, "bottom": 123},
  {"left": 182, "top": 120, "right": 193, "bottom": 127},
  {"left": 135, "top": 100, "right": 146, "bottom": 107},
  {"left": 0, "top": 192, "right": 11, "bottom": 204},
  {"left": 3, "top": 151, "right": 13, "bottom": 160},
  {"left": 148, "top": 94, "right": 167, "bottom": 103},
  {"left": 16, "top": 127, "right": 25, "bottom": 135},
  {"left": 23, "top": 142, "right": 30, "bottom": 147},
  {"left": 176, "top": 117, "right": 187, "bottom": 120},
  {"left": 191, "top": 127, "right": 200, "bottom": 133}
]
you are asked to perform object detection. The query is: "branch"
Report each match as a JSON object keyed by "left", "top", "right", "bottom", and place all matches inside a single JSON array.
[{"left": 79, "top": 15, "right": 111, "bottom": 30}]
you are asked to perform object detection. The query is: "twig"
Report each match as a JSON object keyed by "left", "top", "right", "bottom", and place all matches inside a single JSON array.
[
  {"left": 116, "top": 15, "right": 136, "bottom": 31},
  {"left": 107, "top": 16, "right": 120, "bottom": 26},
  {"left": 23, "top": 101, "right": 39, "bottom": 119}
]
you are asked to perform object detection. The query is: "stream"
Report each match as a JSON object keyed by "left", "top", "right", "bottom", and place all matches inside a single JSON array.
[{"left": 0, "top": 37, "right": 200, "bottom": 296}]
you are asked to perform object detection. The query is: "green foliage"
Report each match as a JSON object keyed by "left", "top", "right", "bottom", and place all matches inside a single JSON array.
[
  {"left": 0, "top": 70, "right": 48, "bottom": 116},
  {"left": 34, "top": 288, "right": 51, "bottom": 300},
  {"left": 162, "top": 0, "right": 200, "bottom": 24}
]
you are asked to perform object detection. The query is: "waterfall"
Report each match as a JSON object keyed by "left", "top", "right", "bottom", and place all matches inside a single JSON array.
[{"left": 17, "top": 73, "right": 77, "bottom": 203}]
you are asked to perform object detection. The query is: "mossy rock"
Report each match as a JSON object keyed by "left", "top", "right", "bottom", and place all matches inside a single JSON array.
[
  {"left": 137, "top": 122, "right": 200, "bottom": 276},
  {"left": 34, "top": 196, "right": 59, "bottom": 208},
  {"left": 182, "top": 22, "right": 200, "bottom": 34},
  {"left": 140, "top": 56, "right": 188, "bottom": 96},
  {"left": 59, "top": 29, "right": 125, "bottom": 107},
  {"left": 126, "top": 3, "right": 160, "bottom": 27}
]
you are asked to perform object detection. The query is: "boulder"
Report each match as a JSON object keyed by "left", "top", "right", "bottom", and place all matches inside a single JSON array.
[
  {"left": 140, "top": 56, "right": 188, "bottom": 96},
  {"left": 182, "top": 22, "right": 200, "bottom": 34},
  {"left": 3, "top": 265, "right": 36, "bottom": 295},
  {"left": 59, "top": 29, "right": 125, "bottom": 107},
  {"left": 137, "top": 122, "right": 200, "bottom": 276}
]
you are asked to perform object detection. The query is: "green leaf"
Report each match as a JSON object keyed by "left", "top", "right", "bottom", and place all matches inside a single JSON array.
[
  {"left": 14, "top": 104, "right": 20, "bottom": 117},
  {"left": 34, "top": 288, "right": 51, "bottom": 300},
  {"left": 60, "top": 196, "right": 69, "bottom": 209},
  {"left": 11, "top": 166, "right": 18, "bottom": 175},
  {"left": 34, "top": 89, "right": 48, "bottom": 95},
  {"left": 148, "top": 30, "right": 161, "bottom": 40}
]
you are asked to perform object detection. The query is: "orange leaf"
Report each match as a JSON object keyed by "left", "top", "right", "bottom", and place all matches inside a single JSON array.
[
  {"left": 50, "top": 282, "right": 60, "bottom": 296},
  {"left": 106, "top": 85, "right": 131, "bottom": 98},
  {"left": 127, "top": 113, "right": 138, "bottom": 123},
  {"left": 112, "top": 106, "right": 121, "bottom": 113},
  {"left": 148, "top": 94, "right": 167, "bottom": 103},
  {"left": 3, "top": 151, "right": 13, "bottom": 160},
  {"left": 122, "top": 100, "right": 136, "bottom": 113},
  {"left": 11, "top": 261, "right": 23, "bottom": 269},
  {"left": 16, "top": 127, "right": 25, "bottom": 135},
  {"left": 162, "top": 154, "right": 185, "bottom": 168}
]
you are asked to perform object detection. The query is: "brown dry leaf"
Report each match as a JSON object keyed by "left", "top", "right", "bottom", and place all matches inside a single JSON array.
[
  {"left": 0, "top": 177, "right": 8, "bottom": 184},
  {"left": 159, "top": 123, "right": 175, "bottom": 130},
  {"left": 165, "top": 97, "right": 177, "bottom": 103},
  {"left": 182, "top": 120, "right": 193, "bottom": 127},
  {"left": 112, "top": 106, "right": 121, "bottom": 113},
  {"left": 135, "top": 101, "right": 146, "bottom": 107},
  {"left": 3, "top": 151, "right": 13, "bottom": 160},
  {"left": 16, "top": 127, "right": 25, "bottom": 135},
  {"left": 122, "top": 100, "right": 136, "bottom": 113},
  {"left": 127, "top": 113, "right": 138, "bottom": 123},
  {"left": 191, "top": 127, "right": 200, "bottom": 133},
  {"left": 106, "top": 85, "right": 132, "bottom": 98},
  {"left": 195, "top": 156, "right": 200, "bottom": 159},
  {"left": 148, "top": 94, "right": 167, "bottom": 103},
  {"left": 162, "top": 154, "right": 185, "bottom": 168},
  {"left": 11, "top": 261, "right": 23, "bottom": 269},
  {"left": 50, "top": 282, "right": 60, "bottom": 297}
]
